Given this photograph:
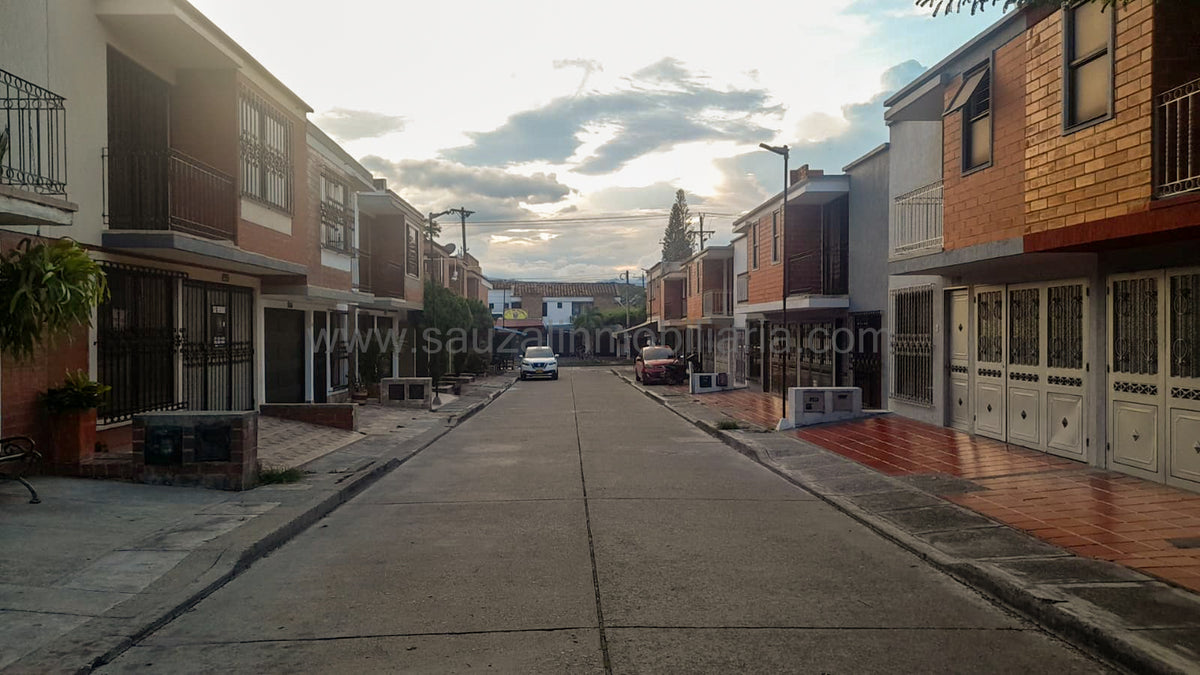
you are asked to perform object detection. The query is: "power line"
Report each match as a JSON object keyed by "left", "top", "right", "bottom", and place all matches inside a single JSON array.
[{"left": 466, "top": 213, "right": 740, "bottom": 227}]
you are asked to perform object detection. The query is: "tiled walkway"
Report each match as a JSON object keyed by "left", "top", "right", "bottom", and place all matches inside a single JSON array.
[
  {"left": 799, "top": 417, "right": 1200, "bottom": 593},
  {"left": 668, "top": 382, "right": 1200, "bottom": 593},
  {"left": 660, "top": 384, "right": 784, "bottom": 429}
]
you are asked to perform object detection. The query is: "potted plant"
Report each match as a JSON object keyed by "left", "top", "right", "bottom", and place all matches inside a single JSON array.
[{"left": 43, "top": 370, "right": 111, "bottom": 465}]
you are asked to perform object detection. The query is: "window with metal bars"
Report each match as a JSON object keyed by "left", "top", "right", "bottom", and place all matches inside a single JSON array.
[
  {"left": 331, "top": 310, "right": 350, "bottom": 391},
  {"left": 320, "top": 174, "right": 351, "bottom": 252},
  {"left": 890, "top": 285, "right": 934, "bottom": 405},
  {"left": 239, "top": 88, "right": 292, "bottom": 213}
]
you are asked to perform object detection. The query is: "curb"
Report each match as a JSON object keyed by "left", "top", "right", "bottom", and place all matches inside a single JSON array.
[
  {"left": 610, "top": 368, "right": 1196, "bottom": 675},
  {"left": 69, "top": 376, "right": 518, "bottom": 673}
]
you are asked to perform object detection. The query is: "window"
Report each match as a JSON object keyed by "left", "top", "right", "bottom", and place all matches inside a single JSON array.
[
  {"left": 946, "top": 63, "right": 991, "bottom": 172},
  {"left": 239, "top": 88, "right": 293, "bottom": 213},
  {"left": 695, "top": 264, "right": 701, "bottom": 293},
  {"left": 331, "top": 311, "right": 349, "bottom": 391},
  {"left": 557, "top": 302, "right": 563, "bottom": 309},
  {"left": 320, "top": 175, "right": 350, "bottom": 252},
  {"left": 406, "top": 224, "right": 420, "bottom": 277},
  {"left": 542, "top": 302, "right": 548, "bottom": 315},
  {"left": 511, "top": 301, "right": 522, "bottom": 310},
  {"left": 890, "top": 285, "right": 934, "bottom": 405},
  {"left": 1064, "top": 0, "right": 1113, "bottom": 129},
  {"left": 771, "top": 211, "right": 780, "bottom": 263},
  {"left": 751, "top": 223, "right": 759, "bottom": 269}
]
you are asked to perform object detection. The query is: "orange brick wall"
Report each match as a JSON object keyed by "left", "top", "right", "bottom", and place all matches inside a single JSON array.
[
  {"left": 745, "top": 213, "right": 783, "bottom": 305},
  {"left": 1023, "top": 0, "right": 1154, "bottom": 234},
  {"left": 943, "top": 34, "right": 1028, "bottom": 250},
  {"left": 303, "top": 150, "right": 353, "bottom": 291},
  {"left": 0, "top": 233, "right": 89, "bottom": 450}
]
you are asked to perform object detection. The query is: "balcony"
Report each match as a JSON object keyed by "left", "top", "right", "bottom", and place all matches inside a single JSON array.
[
  {"left": 889, "top": 180, "right": 943, "bottom": 258},
  {"left": 702, "top": 290, "right": 731, "bottom": 317},
  {"left": 1, "top": 68, "right": 74, "bottom": 226},
  {"left": 1155, "top": 77, "right": 1200, "bottom": 199},
  {"left": 106, "top": 149, "right": 237, "bottom": 240}
]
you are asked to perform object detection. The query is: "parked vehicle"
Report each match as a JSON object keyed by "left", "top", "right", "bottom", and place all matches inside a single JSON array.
[
  {"left": 635, "top": 346, "right": 686, "bottom": 385},
  {"left": 520, "top": 346, "right": 559, "bottom": 380}
]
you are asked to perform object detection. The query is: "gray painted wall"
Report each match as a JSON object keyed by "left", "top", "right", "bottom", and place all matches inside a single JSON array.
[
  {"left": 887, "top": 121, "right": 943, "bottom": 200},
  {"left": 847, "top": 148, "right": 890, "bottom": 316}
]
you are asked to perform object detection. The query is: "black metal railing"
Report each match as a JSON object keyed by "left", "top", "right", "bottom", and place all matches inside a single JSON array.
[
  {"left": 170, "top": 150, "right": 236, "bottom": 239},
  {"left": 106, "top": 149, "right": 236, "bottom": 240},
  {"left": 1, "top": 68, "right": 67, "bottom": 195}
]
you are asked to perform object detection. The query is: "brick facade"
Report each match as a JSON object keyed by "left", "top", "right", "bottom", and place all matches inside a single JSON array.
[
  {"left": 0, "top": 232, "right": 89, "bottom": 450},
  {"left": 260, "top": 403, "right": 357, "bottom": 431},
  {"left": 943, "top": 33, "right": 1029, "bottom": 250},
  {"left": 1023, "top": 0, "right": 1154, "bottom": 235}
]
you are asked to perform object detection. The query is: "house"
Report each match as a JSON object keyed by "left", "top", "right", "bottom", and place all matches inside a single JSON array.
[
  {"left": 0, "top": 0, "right": 435, "bottom": 464},
  {"left": 883, "top": 0, "right": 1200, "bottom": 492},
  {"left": 489, "top": 281, "right": 629, "bottom": 355},
  {"left": 681, "top": 245, "right": 734, "bottom": 374}
]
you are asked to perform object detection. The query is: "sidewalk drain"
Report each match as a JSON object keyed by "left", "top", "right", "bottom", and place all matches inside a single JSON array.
[{"left": 1168, "top": 537, "right": 1200, "bottom": 549}]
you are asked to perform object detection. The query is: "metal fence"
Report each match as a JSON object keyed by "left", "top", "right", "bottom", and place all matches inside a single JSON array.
[
  {"left": 889, "top": 180, "right": 943, "bottom": 258},
  {"left": 1, "top": 68, "right": 66, "bottom": 195},
  {"left": 96, "top": 263, "right": 187, "bottom": 424},
  {"left": 1156, "top": 77, "right": 1200, "bottom": 198}
]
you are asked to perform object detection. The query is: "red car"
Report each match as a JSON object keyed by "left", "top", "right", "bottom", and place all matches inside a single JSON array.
[{"left": 635, "top": 346, "right": 684, "bottom": 385}]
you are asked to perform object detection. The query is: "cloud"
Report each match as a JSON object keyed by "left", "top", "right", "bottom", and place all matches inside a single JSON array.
[
  {"left": 711, "top": 59, "right": 927, "bottom": 208},
  {"left": 553, "top": 58, "right": 604, "bottom": 95},
  {"left": 469, "top": 219, "right": 665, "bottom": 281},
  {"left": 314, "top": 108, "right": 407, "bottom": 141},
  {"left": 443, "top": 58, "right": 780, "bottom": 175},
  {"left": 581, "top": 181, "right": 704, "bottom": 213},
  {"left": 360, "top": 155, "right": 573, "bottom": 221}
]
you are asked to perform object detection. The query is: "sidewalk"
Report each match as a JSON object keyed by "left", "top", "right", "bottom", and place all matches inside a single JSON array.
[
  {"left": 613, "top": 367, "right": 1200, "bottom": 674},
  {"left": 0, "top": 372, "right": 517, "bottom": 672}
]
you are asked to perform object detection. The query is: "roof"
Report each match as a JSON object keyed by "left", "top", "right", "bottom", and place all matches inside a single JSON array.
[
  {"left": 842, "top": 143, "right": 890, "bottom": 173},
  {"left": 488, "top": 281, "right": 625, "bottom": 298}
]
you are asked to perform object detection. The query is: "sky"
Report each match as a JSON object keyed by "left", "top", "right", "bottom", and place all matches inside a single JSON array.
[{"left": 191, "top": 0, "right": 999, "bottom": 281}]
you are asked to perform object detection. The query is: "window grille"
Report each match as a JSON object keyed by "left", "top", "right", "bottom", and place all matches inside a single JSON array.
[
  {"left": 239, "top": 88, "right": 292, "bottom": 213},
  {"left": 890, "top": 285, "right": 934, "bottom": 405}
]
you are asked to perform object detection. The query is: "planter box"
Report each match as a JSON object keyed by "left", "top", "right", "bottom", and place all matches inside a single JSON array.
[{"left": 48, "top": 409, "right": 97, "bottom": 465}]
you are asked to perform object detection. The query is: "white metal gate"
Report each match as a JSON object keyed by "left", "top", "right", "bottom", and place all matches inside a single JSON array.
[
  {"left": 1108, "top": 269, "right": 1200, "bottom": 489},
  {"left": 974, "top": 286, "right": 1006, "bottom": 440},
  {"left": 949, "top": 289, "right": 971, "bottom": 431},
  {"left": 971, "top": 280, "right": 1089, "bottom": 459}
]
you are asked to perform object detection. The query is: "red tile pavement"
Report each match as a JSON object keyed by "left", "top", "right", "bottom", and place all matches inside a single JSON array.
[
  {"left": 659, "top": 384, "right": 784, "bottom": 430},
  {"left": 673, "top": 385, "right": 1200, "bottom": 594}
]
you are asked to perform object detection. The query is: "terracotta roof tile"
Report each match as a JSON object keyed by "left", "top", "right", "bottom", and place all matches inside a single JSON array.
[{"left": 488, "top": 280, "right": 624, "bottom": 299}]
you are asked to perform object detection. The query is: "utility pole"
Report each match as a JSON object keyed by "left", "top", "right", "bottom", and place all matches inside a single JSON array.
[
  {"left": 622, "top": 270, "right": 631, "bottom": 327},
  {"left": 692, "top": 212, "right": 714, "bottom": 250}
]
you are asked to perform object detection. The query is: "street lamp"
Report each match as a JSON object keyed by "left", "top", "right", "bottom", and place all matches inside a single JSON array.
[{"left": 759, "top": 142, "right": 790, "bottom": 428}]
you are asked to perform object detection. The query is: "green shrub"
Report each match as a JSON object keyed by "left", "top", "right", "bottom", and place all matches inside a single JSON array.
[
  {"left": 716, "top": 419, "right": 740, "bottom": 430},
  {"left": 43, "top": 370, "right": 111, "bottom": 414}
]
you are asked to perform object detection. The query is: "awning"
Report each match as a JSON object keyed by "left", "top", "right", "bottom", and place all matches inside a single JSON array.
[
  {"left": 614, "top": 319, "right": 657, "bottom": 336},
  {"left": 945, "top": 68, "right": 986, "bottom": 114}
]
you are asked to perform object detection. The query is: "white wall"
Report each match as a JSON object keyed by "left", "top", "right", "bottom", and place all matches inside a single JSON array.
[
  {"left": 732, "top": 237, "right": 747, "bottom": 330},
  {"left": 488, "top": 290, "right": 521, "bottom": 314},
  {"left": 887, "top": 121, "right": 943, "bottom": 200},
  {"left": 542, "top": 297, "right": 591, "bottom": 327}
]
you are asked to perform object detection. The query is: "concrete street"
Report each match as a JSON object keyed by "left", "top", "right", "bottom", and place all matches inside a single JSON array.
[{"left": 101, "top": 368, "right": 1107, "bottom": 673}]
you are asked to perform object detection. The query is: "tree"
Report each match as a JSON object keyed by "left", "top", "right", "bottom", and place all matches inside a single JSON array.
[
  {"left": 0, "top": 238, "right": 108, "bottom": 361},
  {"left": 425, "top": 215, "right": 442, "bottom": 241},
  {"left": 420, "top": 281, "right": 471, "bottom": 383},
  {"left": 917, "top": 0, "right": 1124, "bottom": 17},
  {"left": 661, "top": 189, "right": 694, "bottom": 262}
]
